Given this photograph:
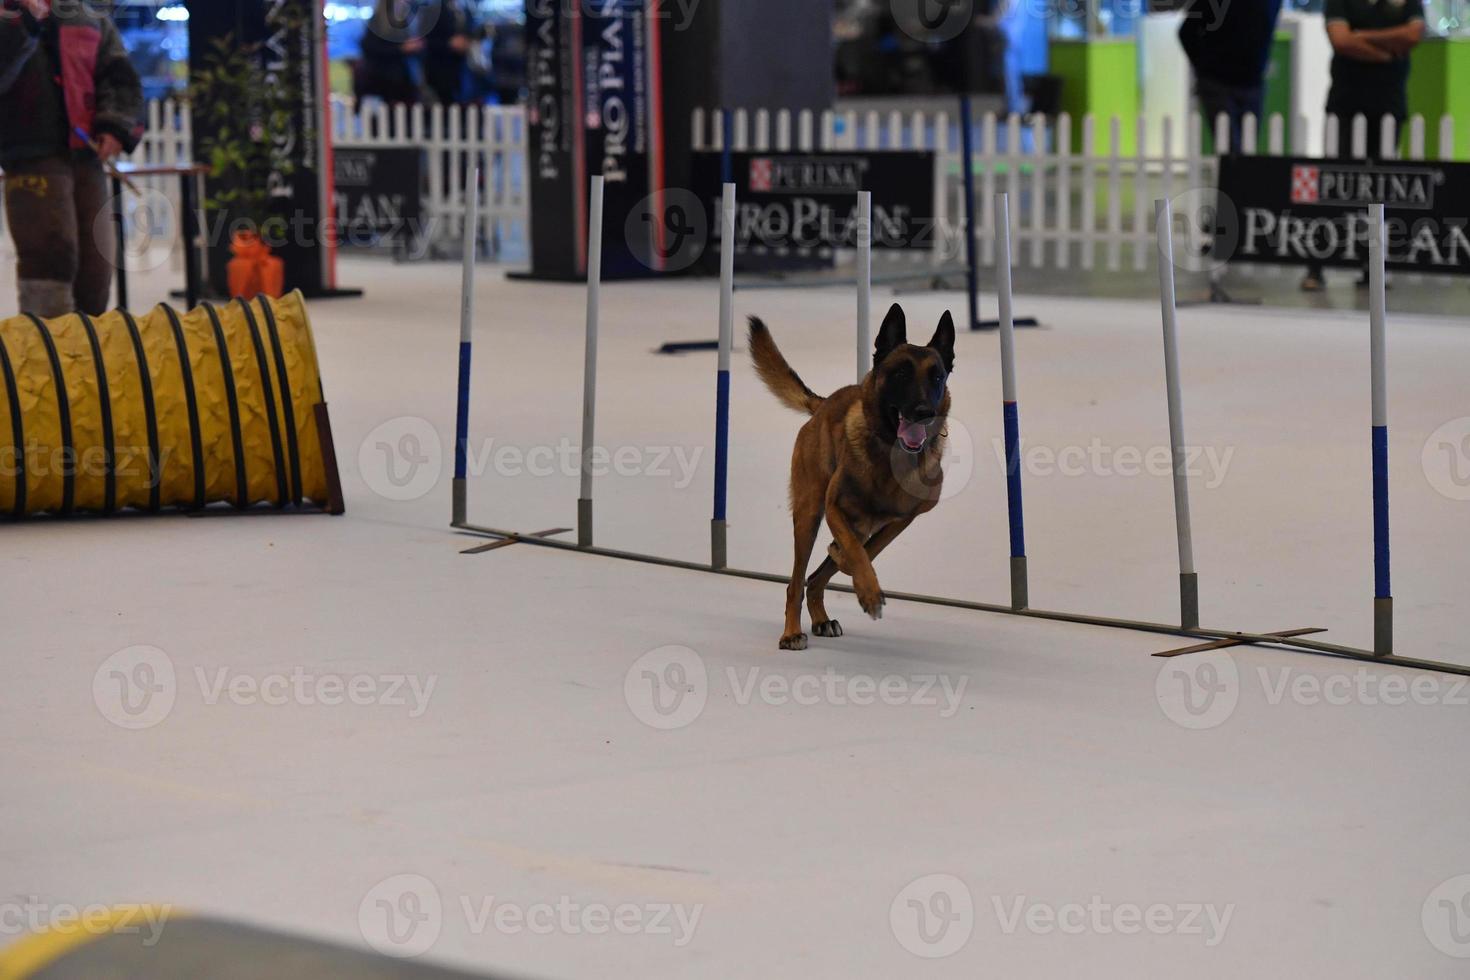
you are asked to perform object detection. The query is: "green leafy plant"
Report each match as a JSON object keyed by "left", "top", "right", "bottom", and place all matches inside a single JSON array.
[{"left": 188, "top": 32, "right": 303, "bottom": 240}]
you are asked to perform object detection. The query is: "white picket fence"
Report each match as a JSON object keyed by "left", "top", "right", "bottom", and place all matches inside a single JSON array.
[
  {"left": 8, "top": 99, "right": 1457, "bottom": 278},
  {"left": 692, "top": 105, "right": 1464, "bottom": 274}
]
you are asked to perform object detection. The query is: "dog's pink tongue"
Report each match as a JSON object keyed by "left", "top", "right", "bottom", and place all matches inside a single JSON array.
[{"left": 898, "top": 417, "right": 927, "bottom": 450}]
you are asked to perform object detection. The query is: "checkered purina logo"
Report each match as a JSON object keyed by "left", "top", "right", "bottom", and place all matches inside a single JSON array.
[
  {"left": 1291, "top": 165, "right": 1321, "bottom": 204},
  {"left": 750, "top": 158, "right": 774, "bottom": 193}
]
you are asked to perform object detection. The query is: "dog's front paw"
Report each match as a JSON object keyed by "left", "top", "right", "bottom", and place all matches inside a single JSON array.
[
  {"left": 855, "top": 581, "right": 885, "bottom": 620},
  {"left": 812, "top": 620, "right": 843, "bottom": 638},
  {"left": 779, "top": 632, "right": 809, "bottom": 651}
]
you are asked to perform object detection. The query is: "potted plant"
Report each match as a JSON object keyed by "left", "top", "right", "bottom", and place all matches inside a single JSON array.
[{"left": 188, "top": 32, "right": 302, "bottom": 299}]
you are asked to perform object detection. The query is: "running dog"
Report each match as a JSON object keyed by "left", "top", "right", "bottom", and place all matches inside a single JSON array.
[{"left": 749, "top": 303, "right": 955, "bottom": 649}]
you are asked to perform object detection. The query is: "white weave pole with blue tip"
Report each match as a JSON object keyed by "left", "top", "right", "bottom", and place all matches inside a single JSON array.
[
  {"left": 994, "top": 192, "right": 1028, "bottom": 611},
  {"left": 1368, "top": 203, "right": 1392, "bottom": 656},
  {"left": 452, "top": 167, "right": 480, "bottom": 528}
]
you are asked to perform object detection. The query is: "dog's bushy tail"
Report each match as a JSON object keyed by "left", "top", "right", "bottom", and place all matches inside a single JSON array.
[{"left": 748, "top": 317, "right": 823, "bottom": 416}]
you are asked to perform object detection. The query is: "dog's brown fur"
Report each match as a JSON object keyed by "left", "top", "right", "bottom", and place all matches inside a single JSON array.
[{"left": 749, "top": 304, "right": 956, "bottom": 649}]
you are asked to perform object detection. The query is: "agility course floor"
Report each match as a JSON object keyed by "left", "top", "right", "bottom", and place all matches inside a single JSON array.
[{"left": 3, "top": 255, "right": 1469, "bottom": 978}]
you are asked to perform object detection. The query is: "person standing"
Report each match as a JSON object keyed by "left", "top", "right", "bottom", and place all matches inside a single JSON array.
[
  {"left": 358, "top": 0, "right": 425, "bottom": 109},
  {"left": 1178, "top": 0, "right": 1285, "bottom": 155},
  {"left": 1302, "top": 0, "right": 1425, "bottom": 291},
  {"left": 424, "top": 0, "right": 475, "bottom": 107},
  {"left": 0, "top": 0, "right": 144, "bottom": 317}
]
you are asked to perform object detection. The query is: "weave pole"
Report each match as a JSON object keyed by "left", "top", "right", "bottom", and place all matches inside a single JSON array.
[
  {"left": 1154, "top": 198, "right": 1200, "bottom": 631},
  {"left": 856, "top": 190, "right": 872, "bottom": 381},
  {"left": 712, "top": 182, "right": 736, "bottom": 570},
  {"left": 1368, "top": 203, "right": 1392, "bottom": 656},
  {"left": 452, "top": 167, "right": 481, "bottom": 527},
  {"left": 994, "top": 192, "right": 1028, "bottom": 610},
  {"left": 959, "top": 94, "right": 980, "bottom": 333},
  {"left": 578, "top": 176, "right": 605, "bottom": 549}
]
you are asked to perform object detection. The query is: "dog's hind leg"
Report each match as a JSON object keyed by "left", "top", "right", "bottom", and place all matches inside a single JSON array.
[
  {"left": 807, "top": 517, "right": 915, "bottom": 635},
  {"left": 780, "top": 502, "right": 823, "bottom": 650}
]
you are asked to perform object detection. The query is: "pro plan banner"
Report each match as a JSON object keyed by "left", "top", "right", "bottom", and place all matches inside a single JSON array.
[
  {"left": 1218, "top": 156, "right": 1470, "bottom": 275},
  {"left": 692, "top": 152, "right": 938, "bottom": 259},
  {"left": 333, "top": 148, "right": 424, "bottom": 249},
  {"left": 525, "top": 0, "right": 662, "bottom": 280},
  {"left": 188, "top": 0, "right": 341, "bottom": 296}
]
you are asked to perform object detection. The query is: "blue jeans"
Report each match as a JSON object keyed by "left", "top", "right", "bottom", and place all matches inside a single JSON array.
[{"left": 1195, "top": 76, "right": 1264, "bottom": 155}]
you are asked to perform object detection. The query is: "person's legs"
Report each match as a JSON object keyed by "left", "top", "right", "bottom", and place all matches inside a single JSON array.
[
  {"left": 70, "top": 158, "right": 116, "bottom": 315},
  {"left": 3, "top": 156, "right": 80, "bottom": 317}
]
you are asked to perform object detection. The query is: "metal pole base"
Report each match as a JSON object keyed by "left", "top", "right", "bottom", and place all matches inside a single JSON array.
[
  {"left": 712, "top": 520, "right": 728, "bottom": 571},
  {"left": 1375, "top": 596, "right": 1393, "bottom": 657},
  {"left": 1180, "top": 572, "right": 1200, "bottom": 631},
  {"left": 1010, "top": 555, "right": 1029, "bottom": 611},
  {"left": 452, "top": 479, "right": 467, "bottom": 528},
  {"left": 577, "top": 498, "right": 593, "bottom": 549}
]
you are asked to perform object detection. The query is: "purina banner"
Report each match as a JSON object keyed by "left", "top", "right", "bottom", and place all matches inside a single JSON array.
[
  {"left": 1217, "top": 156, "right": 1470, "bottom": 275},
  {"left": 691, "top": 151, "right": 938, "bottom": 258},
  {"left": 187, "top": 0, "right": 343, "bottom": 296},
  {"left": 525, "top": 0, "right": 664, "bottom": 280}
]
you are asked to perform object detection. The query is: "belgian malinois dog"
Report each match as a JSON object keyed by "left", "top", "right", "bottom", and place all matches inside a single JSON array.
[{"left": 749, "top": 303, "right": 955, "bottom": 649}]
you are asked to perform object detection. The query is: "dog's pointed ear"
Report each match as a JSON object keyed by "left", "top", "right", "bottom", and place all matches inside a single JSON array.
[
  {"left": 928, "top": 311, "right": 956, "bottom": 374},
  {"left": 873, "top": 303, "right": 907, "bottom": 369}
]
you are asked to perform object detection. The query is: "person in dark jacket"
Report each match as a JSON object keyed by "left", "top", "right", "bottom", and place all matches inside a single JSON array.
[
  {"left": 0, "top": 0, "right": 144, "bottom": 317},
  {"left": 1178, "top": 0, "right": 1284, "bottom": 154},
  {"left": 357, "top": 0, "right": 424, "bottom": 108},
  {"left": 423, "top": 0, "right": 474, "bottom": 106}
]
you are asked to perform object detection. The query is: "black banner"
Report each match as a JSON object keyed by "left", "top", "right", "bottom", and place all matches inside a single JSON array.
[
  {"left": 524, "top": 0, "right": 662, "bottom": 280},
  {"left": 333, "top": 148, "right": 423, "bottom": 248},
  {"left": 188, "top": 0, "right": 341, "bottom": 295},
  {"left": 692, "top": 151, "right": 938, "bottom": 257},
  {"left": 1218, "top": 156, "right": 1470, "bottom": 275}
]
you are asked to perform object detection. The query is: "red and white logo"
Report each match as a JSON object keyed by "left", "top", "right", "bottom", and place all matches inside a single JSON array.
[
  {"left": 750, "top": 158, "right": 774, "bottom": 192},
  {"left": 1291, "top": 165, "right": 1321, "bottom": 204}
]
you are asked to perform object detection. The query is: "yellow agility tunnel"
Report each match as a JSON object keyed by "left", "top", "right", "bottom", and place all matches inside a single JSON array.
[{"left": 0, "top": 291, "right": 343, "bottom": 518}]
